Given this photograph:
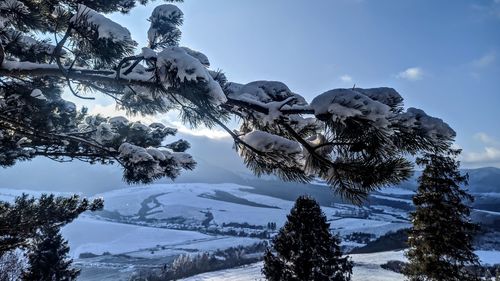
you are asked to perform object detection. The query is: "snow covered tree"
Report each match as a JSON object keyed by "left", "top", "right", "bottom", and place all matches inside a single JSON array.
[
  {"left": 0, "top": 0, "right": 456, "bottom": 202},
  {"left": 23, "top": 224, "right": 79, "bottom": 281},
  {"left": 263, "top": 196, "right": 352, "bottom": 281},
  {"left": 0, "top": 193, "right": 102, "bottom": 255},
  {"left": 0, "top": 250, "right": 25, "bottom": 281},
  {"left": 485, "top": 269, "right": 493, "bottom": 280},
  {"left": 404, "top": 149, "right": 480, "bottom": 281}
]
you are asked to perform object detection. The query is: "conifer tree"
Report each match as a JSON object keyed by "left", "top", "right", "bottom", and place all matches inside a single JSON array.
[
  {"left": 23, "top": 225, "right": 79, "bottom": 281},
  {"left": 405, "top": 149, "right": 480, "bottom": 281},
  {"left": 263, "top": 196, "right": 352, "bottom": 281},
  {"left": 0, "top": 193, "right": 103, "bottom": 255},
  {"left": 485, "top": 269, "right": 493, "bottom": 280},
  {"left": 0, "top": 0, "right": 457, "bottom": 203}
]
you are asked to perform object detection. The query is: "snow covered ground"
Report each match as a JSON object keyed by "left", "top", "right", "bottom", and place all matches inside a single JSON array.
[
  {"left": 62, "top": 215, "right": 259, "bottom": 258},
  {"left": 181, "top": 250, "right": 500, "bottom": 281},
  {"left": 181, "top": 251, "right": 406, "bottom": 281},
  {"left": 93, "top": 183, "right": 409, "bottom": 236},
  {"left": 2, "top": 183, "right": 497, "bottom": 281},
  {"left": 96, "top": 183, "right": 343, "bottom": 227}
]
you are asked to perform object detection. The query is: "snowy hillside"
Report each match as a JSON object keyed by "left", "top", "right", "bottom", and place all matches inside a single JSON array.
[
  {"left": 181, "top": 251, "right": 406, "bottom": 281},
  {"left": 181, "top": 250, "right": 500, "bottom": 281},
  {"left": 1, "top": 182, "right": 498, "bottom": 281},
  {"left": 90, "top": 183, "right": 409, "bottom": 233}
]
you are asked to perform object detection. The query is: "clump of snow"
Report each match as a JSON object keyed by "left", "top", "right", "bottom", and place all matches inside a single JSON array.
[
  {"left": 181, "top": 47, "right": 210, "bottom": 67},
  {"left": 1, "top": 61, "right": 60, "bottom": 71},
  {"left": 30, "top": 89, "right": 47, "bottom": 100},
  {"left": 16, "top": 137, "right": 31, "bottom": 146},
  {"left": 141, "top": 47, "right": 157, "bottom": 59},
  {"left": 0, "top": 0, "right": 29, "bottom": 14},
  {"left": 130, "top": 121, "right": 149, "bottom": 133},
  {"left": 71, "top": 4, "right": 133, "bottom": 43},
  {"left": 96, "top": 123, "right": 118, "bottom": 144},
  {"left": 118, "top": 142, "right": 195, "bottom": 180},
  {"left": 156, "top": 47, "right": 226, "bottom": 104},
  {"left": 227, "top": 81, "right": 311, "bottom": 127},
  {"left": 356, "top": 87, "right": 403, "bottom": 108},
  {"left": 310, "top": 88, "right": 390, "bottom": 127},
  {"left": 396, "top": 107, "right": 455, "bottom": 139},
  {"left": 149, "top": 4, "right": 183, "bottom": 23},
  {"left": 156, "top": 47, "right": 208, "bottom": 82},
  {"left": 172, "top": 151, "right": 194, "bottom": 165},
  {"left": 108, "top": 116, "right": 129, "bottom": 127},
  {"left": 228, "top": 81, "right": 306, "bottom": 105},
  {"left": 146, "top": 147, "right": 167, "bottom": 161},
  {"left": 118, "top": 143, "right": 154, "bottom": 164},
  {"left": 241, "top": 130, "right": 301, "bottom": 154},
  {"left": 147, "top": 4, "right": 182, "bottom": 44}
]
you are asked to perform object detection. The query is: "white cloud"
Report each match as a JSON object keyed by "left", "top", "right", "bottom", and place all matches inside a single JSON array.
[
  {"left": 472, "top": 51, "right": 496, "bottom": 68},
  {"left": 463, "top": 147, "right": 500, "bottom": 164},
  {"left": 89, "top": 104, "right": 230, "bottom": 139},
  {"left": 396, "top": 67, "right": 423, "bottom": 81},
  {"left": 339, "top": 74, "right": 353, "bottom": 83},
  {"left": 462, "top": 132, "right": 500, "bottom": 167},
  {"left": 474, "top": 132, "right": 500, "bottom": 146},
  {"left": 471, "top": 0, "right": 500, "bottom": 20}
]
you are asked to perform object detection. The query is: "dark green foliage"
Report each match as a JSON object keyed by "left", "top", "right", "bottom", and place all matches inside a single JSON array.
[
  {"left": 131, "top": 242, "right": 267, "bottom": 280},
  {"left": 23, "top": 225, "right": 79, "bottom": 281},
  {"left": 0, "top": 0, "right": 195, "bottom": 185},
  {"left": 263, "top": 196, "right": 352, "bottom": 281},
  {"left": 350, "top": 229, "right": 408, "bottom": 254},
  {"left": 381, "top": 260, "right": 407, "bottom": 274},
  {"left": 344, "top": 232, "right": 376, "bottom": 245},
  {"left": 0, "top": 194, "right": 103, "bottom": 254},
  {"left": 165, "top": 139, "right": 190, "bottom": 152},
  {"left": 404, "top": 149, "right": 481, "bottom": 281}
]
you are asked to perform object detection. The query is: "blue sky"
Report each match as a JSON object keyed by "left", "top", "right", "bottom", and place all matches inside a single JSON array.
[{"left": 105, "top": 0, "right": 498, "bottom": 167}]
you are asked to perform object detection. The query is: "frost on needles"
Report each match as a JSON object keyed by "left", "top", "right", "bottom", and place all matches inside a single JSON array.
[{"left": 0, "top": 0, "right": 456, "bottom": 202}]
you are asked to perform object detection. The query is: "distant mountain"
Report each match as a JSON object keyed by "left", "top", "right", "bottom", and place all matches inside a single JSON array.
[
  {"left": 465, "top": 167, "right": 500, "bottom": 193},
  {"left": 0, "top": 129, "right": 498, "bottom": 196},
  {"left": 391, "top": 167, "right": 500, "bottom": 194}
]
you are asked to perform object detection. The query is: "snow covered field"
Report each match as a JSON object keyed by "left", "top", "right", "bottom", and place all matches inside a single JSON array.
[
  {"left": 181, "top": 250, "right": 500, "bottom": 281},
  {"left": 93, "top": 183, "right": 410, "bottom": 236},
  {"left": 181, "top": 251, "right": 406, "bottom": 281},
  {"left": 2, "top": 183, "right": 498, "bottom": 281},
  {"left": 62, "top": 215, "right": 259, "bottom": 258},
  {"left": 96, "top": 183, "right": 343, "bottom": 227}
]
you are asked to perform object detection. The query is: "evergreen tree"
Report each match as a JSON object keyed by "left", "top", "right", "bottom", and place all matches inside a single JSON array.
[
  {"left": 23, "top": 225, "right": 79, "bottom": 281},
  {"left": 485, "top": 269, "right": 493, "bottom": 280},
  {"left": 0, "top": 0, "right": 457, "bottom": 202},
  {"left": 405, "top": 149, "right": 480, "bottom": 281},
  {"left": 263, "top": 196, "right": 352, "bottom": 281},
  {"left": 496, "top": 266, "right": 500, "bottom": 281},
  {"left": 0, "top": 193, "right": 103, "bottom": 255}
]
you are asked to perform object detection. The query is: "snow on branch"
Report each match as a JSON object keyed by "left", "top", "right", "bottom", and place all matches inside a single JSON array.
[
  {"left": 118, "top": 142, "right": 195, "bottom": 183},
  {"left": 70, "top": 4, "right": 133, "bottom": 43},
  {"left": 148, "top": 4, "right": 183, "bottom": 49},
  {"left": 310, "top": 88, "right": 391, "bottom": 128},
  {"left": 241, "top": 130, "right": 302, "bottom": 154},
  {"left": 0, "top": 1, "right": 460, "bottom": 197},
  {"left": 396, "top": 107, "right": 455, "bottom": 139},
  {"left": 154, "top": 46, "right": 227, "bottom": 105}
]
